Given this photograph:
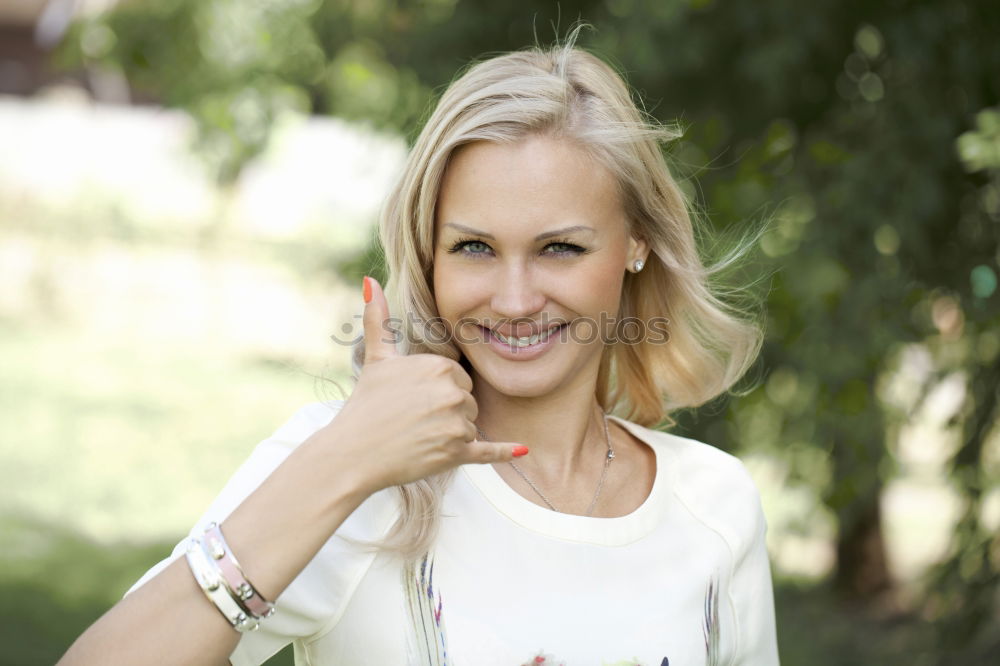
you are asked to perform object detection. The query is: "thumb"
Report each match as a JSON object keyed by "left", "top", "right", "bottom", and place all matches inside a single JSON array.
[
  {"left": 466, "top": 439, "right": 530, "bottom": 464},
  {"left": 362, "top": 276, "right": 399, "bottom": 364}
]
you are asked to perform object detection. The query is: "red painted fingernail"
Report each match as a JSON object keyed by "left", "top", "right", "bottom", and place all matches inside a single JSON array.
[
  {"left": 362, "top": 276, "right": 372, "bottom": 304},
  {"left": 512, "top": 445, "right": 529, "bottom": 457}
]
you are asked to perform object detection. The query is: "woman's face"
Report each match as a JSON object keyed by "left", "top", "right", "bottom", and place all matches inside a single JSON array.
[{"left": 432, "top": 134, "right": 647, "bottom": 399}]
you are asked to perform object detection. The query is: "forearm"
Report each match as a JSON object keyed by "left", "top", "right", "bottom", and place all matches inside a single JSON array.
[
  {"left": 221, "top": 429, "right": 374, "bottom": 604},
  {"left": 58, "top": 427, "right": 373, "bottom": 666},
  {"left": 60, "top": 555, "right": 240, "bottom": 665}
]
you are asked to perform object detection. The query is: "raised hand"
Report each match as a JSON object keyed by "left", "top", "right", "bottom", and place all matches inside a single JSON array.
[{"left": 326, "top": 277, "right": 526, "bottom": 495}]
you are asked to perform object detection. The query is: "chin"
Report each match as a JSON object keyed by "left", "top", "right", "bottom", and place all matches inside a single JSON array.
[
  {"left": 477, "top": 371, "right": 560, "bottom": 399},
  {"left": 463, "top": 347, "right": 589, "bottom": 399}
]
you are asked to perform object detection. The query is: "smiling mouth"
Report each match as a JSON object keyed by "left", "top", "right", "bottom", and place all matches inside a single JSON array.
[{"left": 482, "top": 324, "right": 567, "bottom": 348}]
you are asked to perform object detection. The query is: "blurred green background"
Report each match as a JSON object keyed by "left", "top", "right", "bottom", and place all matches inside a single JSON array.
[{"left": 1, "top": 0, "right": 998, "bottom": 663}]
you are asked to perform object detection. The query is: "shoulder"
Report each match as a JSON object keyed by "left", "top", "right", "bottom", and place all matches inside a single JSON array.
[
  {"left": 266, "top": 399, "right": 348, "bottom": 448},
  {"left": 621, "top": 419, "right": 766, "bottom": 558},
  {"left": 259, "top": 399, "right": 398, "bottom": 528},
  {"left": 208, "top": 400, "right": 348, "bottom": 497},
  {"left": 192, "top": 398, "right": 402, "bottom": 543}
]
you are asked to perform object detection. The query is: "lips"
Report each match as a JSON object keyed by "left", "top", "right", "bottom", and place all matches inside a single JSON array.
[{"left": 478, "top": 323, "right": 568, "bottom": 349}]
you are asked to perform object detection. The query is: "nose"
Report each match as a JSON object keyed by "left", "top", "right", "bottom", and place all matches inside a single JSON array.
[{"left": 490, "top": 263, "right": 546, "bottom": 321}]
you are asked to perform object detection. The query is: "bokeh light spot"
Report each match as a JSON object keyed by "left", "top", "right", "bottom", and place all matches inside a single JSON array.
[
  {"left": 970, "top": 264, "right": 997, "bottom": 299},
  {"left": 874, "top": 224, "right": 900, "bottom": 255}
]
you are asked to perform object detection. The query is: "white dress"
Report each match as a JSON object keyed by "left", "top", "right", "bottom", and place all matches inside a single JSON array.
[{"left": 127, "top": 400, "right": 780, "bottom": 666}]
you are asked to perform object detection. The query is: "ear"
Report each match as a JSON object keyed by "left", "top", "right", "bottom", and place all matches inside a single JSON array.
[{"left": 627, "top": 234, "right": 649, "bottom": 269}]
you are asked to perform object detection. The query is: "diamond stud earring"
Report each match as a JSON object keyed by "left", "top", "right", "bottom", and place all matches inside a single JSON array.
[{"left": 632, "top": 259, "right": 645, "bottom": 273}]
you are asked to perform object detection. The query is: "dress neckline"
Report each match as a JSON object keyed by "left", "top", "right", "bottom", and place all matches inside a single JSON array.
[{"left": 459, "top": 415, "right": 674, "bottom": 546}]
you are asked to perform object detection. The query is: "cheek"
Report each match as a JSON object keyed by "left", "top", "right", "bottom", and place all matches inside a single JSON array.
[
  {"left": 432, "top": 254, "right": 479, "bottom": 320},
  {"left": 431, "top": 255, "right": 452, "bottom": 315},
  {"left": 558, "top": 255, "right": 625, "bottom": 315}
]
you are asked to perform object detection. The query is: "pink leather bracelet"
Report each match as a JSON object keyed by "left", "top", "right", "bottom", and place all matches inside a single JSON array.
[{"left": 201, "top": 522, "right": 275, "bottom": 620}]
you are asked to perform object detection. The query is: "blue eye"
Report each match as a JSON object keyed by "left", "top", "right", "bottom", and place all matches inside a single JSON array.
[
  {"left": 544, "top": 242, "right": 585, "bottom": 255},
  {"left": 448, "top": 239, "right": 493, "bottom": 256},
  {"left": 448, "top": 238, "right": 490, "bottom": 256}
]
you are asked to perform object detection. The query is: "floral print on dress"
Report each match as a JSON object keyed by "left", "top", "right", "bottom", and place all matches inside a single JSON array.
[{"left": 519, "top": 651, "right": 567, "bottom": 665}]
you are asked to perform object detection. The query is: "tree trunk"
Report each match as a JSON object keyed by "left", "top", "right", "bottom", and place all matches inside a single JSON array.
[{"left": 833, "top": 490, "right": 891, "bottom": 599}]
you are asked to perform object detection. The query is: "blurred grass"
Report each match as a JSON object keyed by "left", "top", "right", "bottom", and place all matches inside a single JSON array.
[
  {"left": 0, "top": 279, "right": 343, "bottom": 664},
  {"left": 0, "top": 317, "right": 331, "bottom": 663},
  {"left": 0, "top": 320, "right": 348, "bottom": 544},
  {"left": 0, "top": 515, "right": 295, "bottom": 664}
]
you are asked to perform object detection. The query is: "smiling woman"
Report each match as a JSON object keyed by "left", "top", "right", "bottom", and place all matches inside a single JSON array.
[
  {"left": 435, "top": 138, "right": 634, "bottom": 376},
  {"left": 60, "top": 22, "right": 777, "bottom": 666}
]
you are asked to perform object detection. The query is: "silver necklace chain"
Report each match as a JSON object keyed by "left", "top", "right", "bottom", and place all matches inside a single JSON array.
[{"left": 475, "top": 408, "right": 615, "bottom": 517}]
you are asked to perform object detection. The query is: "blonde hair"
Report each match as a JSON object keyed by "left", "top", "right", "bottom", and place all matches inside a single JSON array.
[{"left": 352, "top": 24, "right": 763, "bottom": 560}]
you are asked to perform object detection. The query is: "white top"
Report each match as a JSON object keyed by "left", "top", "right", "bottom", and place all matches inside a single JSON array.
[{"left": 127, "top": 400, "right": 779, "bottom": 665}]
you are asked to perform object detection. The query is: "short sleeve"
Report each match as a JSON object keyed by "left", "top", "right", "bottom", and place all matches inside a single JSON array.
[
  {"left": 123, "top": 400, "right": 400, "bottom": 666},
  {"left": 729, "top": 485, "right": 780, "bottom": 665},
  {"left": 666, "top": 435, "right": 780, "bottom": 665}
]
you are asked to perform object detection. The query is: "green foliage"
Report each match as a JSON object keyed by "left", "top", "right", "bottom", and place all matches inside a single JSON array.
[{"left": 58, "top": 0, "right": 434, "bottom": 184}]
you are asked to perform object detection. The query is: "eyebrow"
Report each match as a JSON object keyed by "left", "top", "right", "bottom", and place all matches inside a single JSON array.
[{"left": 443, "top": 223, "right": 596, "bottom": 241}]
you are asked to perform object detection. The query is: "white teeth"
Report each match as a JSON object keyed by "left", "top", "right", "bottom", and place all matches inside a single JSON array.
[{"left": 494, "top": 328, "right": 554, "bottom": 347}]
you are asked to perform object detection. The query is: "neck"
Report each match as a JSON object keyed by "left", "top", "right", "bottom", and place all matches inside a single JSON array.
[{"left": 471, "top": 368, "right": 607, "bottom": 482}]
